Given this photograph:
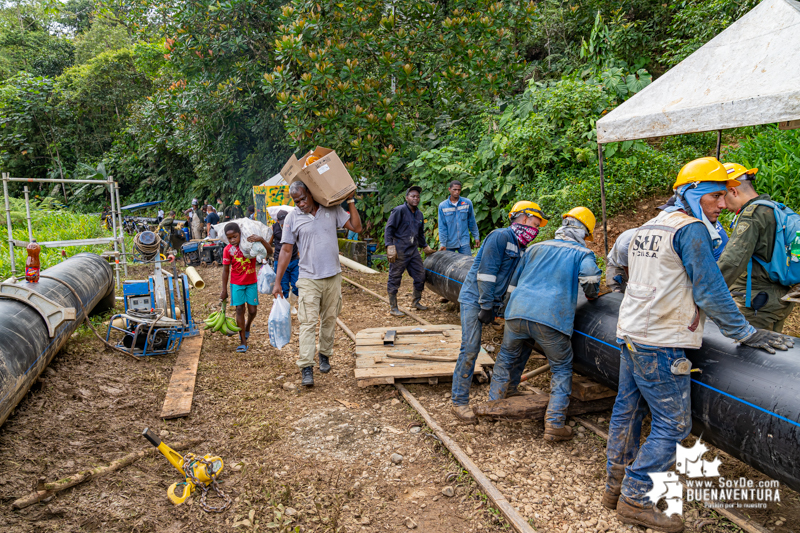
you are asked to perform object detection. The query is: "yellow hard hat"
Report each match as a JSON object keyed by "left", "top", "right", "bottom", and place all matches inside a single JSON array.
[
  {"left": 723, "top": 162, "right": 758, "bottom": 182},
  {"left": 562, "top": 206, "right": 596, "bottom": 241},
  {"left": 673, "top": 157, "right": 740, "bottom": 190},
  {"left": 234, "top": 200, "right": 241, "bottom": 205},
  {"left": 509, "top": 200, "right": 548, "bottom": 227}
]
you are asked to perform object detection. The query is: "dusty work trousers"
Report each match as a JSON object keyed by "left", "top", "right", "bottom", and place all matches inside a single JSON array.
[
  {"left": 606, "top": 344, "right": 692, "bottom": 506},
  {"left": 296, "top": 274, "right": 342, "bottom": 369},
  {"left": 387, "top": 248, "right": 425, "bottom": 294},
  {"left": 488, "top": 319, "right": 574, "bottom": 427}
]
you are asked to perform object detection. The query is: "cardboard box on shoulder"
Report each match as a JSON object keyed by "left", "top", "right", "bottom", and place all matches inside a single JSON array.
[{"left": 279, "top": 147, "right": 357, "bottom": 207}]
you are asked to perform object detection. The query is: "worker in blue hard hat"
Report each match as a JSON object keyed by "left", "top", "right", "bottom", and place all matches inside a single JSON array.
[
  {"left": 484, "top": 207, "right": 601, "bottom": 442},
  {"left": 450, "top": 201, "right": 547, "bottom": 423},
  {"left": 604, "top": 157, "right": 793, "bottom": 533}
]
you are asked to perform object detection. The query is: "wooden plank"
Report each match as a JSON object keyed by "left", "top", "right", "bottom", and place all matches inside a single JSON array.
[
  {"left": 383, "top": 354, "right": 459, "bottom": 362},
  {"left": 160, "top": 332, "right": 204, "bottom": 419},
  {"left": 357, "top": 335, "right": 461, "bottom": 347},
  {"left": 473, "top": 393, "right": 616, "bottom": 420},
  {"left": 571, "top": 375, "right": 617, "bottom": 401},
  {"left": 357, "top": 376, "right": 395, "bottom": 388},
  {"left": 395, "top": 384, "right": 536, "bottom": 533},
  {"left": 356, "top": 324, "right": 460, "bottom": 337}
]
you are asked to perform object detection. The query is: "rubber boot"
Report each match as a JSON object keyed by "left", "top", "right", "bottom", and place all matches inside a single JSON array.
[
  {"left": 450, "top": 403, "right": 477, "bottom": 424},
  {"left": 602, "top": 464, "right": 627, "bottom": 510},
  {"left": 389, "top": 293, "right": 405, "bottom": 317},
  {"left": 543, "top": 422, "right": 574, "bottom": 442},
  {"left": 412, "top": 290, "right": 428, "bottom": 310},
  {"left": 616, "top": 497, "right": 684, "bottom": 533}
]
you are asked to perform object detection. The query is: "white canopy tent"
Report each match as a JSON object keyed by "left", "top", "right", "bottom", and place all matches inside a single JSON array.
[{"left": 594, "top": 0, "right": 800, "bottom": 254}]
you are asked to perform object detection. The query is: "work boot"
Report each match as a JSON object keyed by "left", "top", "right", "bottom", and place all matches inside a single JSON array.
[
  {"left": 301, "top": 366, "right": 314, "bottom": 387},
  {"left": 450, "top": 403, "right": 477, "bottom": 424},
  {"left": 602, "top": 464, "right": 627, "bottom": 510},
  {"left": 543, "top": 422, "right": 574, "bottom": 442},
  {"left": 389, "top": 293, "right": 404, "bottom": 317},
  {"left": 616, "top": 497, "right": 684, "bottom": 533},
  {"left": 319, "top": 354, "right": 331, "bottom": 373},
  {"left": 412, "top": 290, "right": 428, "bottom": 310}
]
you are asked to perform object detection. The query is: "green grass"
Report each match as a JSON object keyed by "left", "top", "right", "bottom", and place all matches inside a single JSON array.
[{"left": 0, "top": 196, "right": 119, "bottom": 279}]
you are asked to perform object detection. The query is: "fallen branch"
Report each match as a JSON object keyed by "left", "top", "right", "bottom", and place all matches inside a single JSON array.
[{"left": 12, "top": 438, "right": 203, "bottom": 509}]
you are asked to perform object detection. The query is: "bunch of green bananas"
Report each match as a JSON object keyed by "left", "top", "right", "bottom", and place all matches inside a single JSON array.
[{"left": 205, "top": 301, "right": 241, "bottom": 335}]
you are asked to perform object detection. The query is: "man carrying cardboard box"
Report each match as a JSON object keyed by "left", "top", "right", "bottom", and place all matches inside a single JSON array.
[{"left": 272, "top": 181, "right": 362, "bottom": 387}]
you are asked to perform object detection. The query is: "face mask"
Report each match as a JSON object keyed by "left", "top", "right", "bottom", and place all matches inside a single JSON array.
[{"left": 511, "top": 223, "right": 539, "bottom": 247}]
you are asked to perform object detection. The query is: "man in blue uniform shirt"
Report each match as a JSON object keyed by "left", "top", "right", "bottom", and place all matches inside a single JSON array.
[
  {"left": 438, "top": 180, "right": 480, "bottom": 255},
  {"left": 450, "top": 201, "right": 548, "bottom": 423},
  {"left": 385, "top": 186, "right": 436, "bottom": 316},
  {"left": 486, "top": 207, "right": 602, "bottom": 442}
]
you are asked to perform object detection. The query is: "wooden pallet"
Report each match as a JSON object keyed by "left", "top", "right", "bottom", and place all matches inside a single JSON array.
[{"left": 354, "top": 325, "right": 494, "bottom": 387}]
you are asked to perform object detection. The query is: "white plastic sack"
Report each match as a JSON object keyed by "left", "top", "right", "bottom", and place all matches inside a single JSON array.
[
  {"left": 258, "top": 263, "right": 276, "bottom": 294},
  {"left": 267, "top": 205, "right": 294, "bottom": 221},
  {"left": 268, "top": 296, "right": 292, "bottom": 350},
  {"left": 212, "top": 217, "right": 273, "bottom": 257}
]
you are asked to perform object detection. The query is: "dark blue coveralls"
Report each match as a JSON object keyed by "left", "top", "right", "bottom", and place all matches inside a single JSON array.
[{"left": 385, "top": 203, "right": 428, "bottom": 294}]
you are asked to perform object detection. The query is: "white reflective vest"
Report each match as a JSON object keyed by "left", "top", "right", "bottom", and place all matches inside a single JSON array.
[{"left": 617, "top": 211, "right": 706, "bottom": 349}]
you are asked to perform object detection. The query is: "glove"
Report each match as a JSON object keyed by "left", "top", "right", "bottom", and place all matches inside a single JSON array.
[
  {"left": 477, "top": 308, "right": 494, "bottom": 325},
  {"left": 741, "top": 328, "right": 794, "bottom": 354},
  {"left": 423, "top": 246, "right": 435, "bottom": 255},
  {"left": 387, "top": 245, "right": 397, "bottom": 263}
]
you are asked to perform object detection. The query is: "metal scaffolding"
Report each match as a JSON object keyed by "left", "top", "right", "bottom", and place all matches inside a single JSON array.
[{"left": 2, "top": 172, "right": 128, "bottom": 288}]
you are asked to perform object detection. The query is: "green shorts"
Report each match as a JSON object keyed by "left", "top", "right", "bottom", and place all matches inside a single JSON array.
[{"left": 231, "top": 283, "right": 258, "bottom": 307}]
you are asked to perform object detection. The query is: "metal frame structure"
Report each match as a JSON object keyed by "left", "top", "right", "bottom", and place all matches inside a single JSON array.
[{"left": 2, "top": 172, "right": 128, "bottom": 288}]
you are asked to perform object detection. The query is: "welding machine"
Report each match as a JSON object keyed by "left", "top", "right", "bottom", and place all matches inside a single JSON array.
[
  {"left": 106, "top": 231, "right": 200, "bottom": 357},
  {"left": 182, "top": 241, "right": 201, "bottom": 267}
]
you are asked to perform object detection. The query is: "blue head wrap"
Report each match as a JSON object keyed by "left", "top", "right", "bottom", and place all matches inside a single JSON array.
[{"left": 666, "top": 181, "right": 729, "bottom": 250}]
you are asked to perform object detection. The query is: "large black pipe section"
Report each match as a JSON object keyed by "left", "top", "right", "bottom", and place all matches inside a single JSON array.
[
  {"left": 424, "top": 251, "right": 474, "bottom": 303},
  {"left": 425, "top": 252, "right": 800, "bottom": 492},
  {"left": 0, "top": 253, "right": 114, "bottom": 428}
]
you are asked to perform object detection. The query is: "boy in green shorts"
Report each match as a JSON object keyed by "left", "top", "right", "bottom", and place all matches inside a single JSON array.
[{"left": 220, "top": 222, "right": 273, "bottom": 352}]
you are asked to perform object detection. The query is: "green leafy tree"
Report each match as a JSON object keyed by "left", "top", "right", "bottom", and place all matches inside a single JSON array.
[{"left": 263, "top": 0, "right": 534, "bottom": 182}]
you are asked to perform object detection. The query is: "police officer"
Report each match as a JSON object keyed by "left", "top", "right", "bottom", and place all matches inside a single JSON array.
[
  {"left": 604, "top": 158, "right": 792, "bottom": 533},
  {"left": 719, "top": 163, "right": 794, "bottom": 332},
  {"left": 485, "top": 207, "right": 601, "bottom": 441},
  {"left": 385, "top": 186, "right": 436, "bottom": 316},
  {"left": 450, "top": 201, "right": 547, "bottom": 423}
]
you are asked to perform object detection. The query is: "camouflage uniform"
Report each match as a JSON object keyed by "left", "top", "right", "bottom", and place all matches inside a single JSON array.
[{"left": 718, "top": 194, "right": 794, "bottom": 332}]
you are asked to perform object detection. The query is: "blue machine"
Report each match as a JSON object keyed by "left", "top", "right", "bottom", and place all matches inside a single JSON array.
[{"left": 106, "top": 270, "right": 199, "bottom": 357}]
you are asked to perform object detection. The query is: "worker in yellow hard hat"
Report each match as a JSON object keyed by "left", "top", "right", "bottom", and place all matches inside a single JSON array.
[
  {"left": 719, "top": 162, "right": 794, "bottom": 331},
  {"left": 604, "top": 157, "right": 792, "bottom": 532},
  {"left": 449, "top": 199, "right": 545, "bottom": 423},
  {"left": 485, "top": 205, "right": 601, "bottom": 442},
  {"left": 225, "top": 199, "right": 244, "bottom": 220}
]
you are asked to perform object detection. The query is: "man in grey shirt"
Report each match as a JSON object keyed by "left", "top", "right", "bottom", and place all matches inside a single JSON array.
[
  {"left": 273, "top": 181, "right": 362, "bottom": 386},
  {"left": 606, "top": 227, "right": 638, "bottom": 293}
]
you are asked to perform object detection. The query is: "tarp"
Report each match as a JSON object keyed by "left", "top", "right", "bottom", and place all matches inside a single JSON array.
[
  {"left": 596, "top": 0, "right": 800, "bottom": 144},
  {"left": 259, "top": 173, "right": 286, "bottom": 187},
  {"left": 120, "top": 200, "right": 164, "bottom": 211}
]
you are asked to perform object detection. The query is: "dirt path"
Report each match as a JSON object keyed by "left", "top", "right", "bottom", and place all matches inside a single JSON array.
[{"left": 0, "top": 258, "right": 797, "bottom": 533}]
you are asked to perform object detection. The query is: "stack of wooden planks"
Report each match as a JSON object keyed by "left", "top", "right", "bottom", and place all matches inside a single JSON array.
[{"left": 354, "top": 324, "right": 494, "bottom": 387}]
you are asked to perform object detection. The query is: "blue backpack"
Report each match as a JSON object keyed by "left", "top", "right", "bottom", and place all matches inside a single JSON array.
[{"left": 741, "top": 200, "right": 800, "bottom": 307}]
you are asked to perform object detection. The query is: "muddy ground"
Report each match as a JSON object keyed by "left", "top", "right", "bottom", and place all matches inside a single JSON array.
[{"left": 1, "top": 203, "right": 798, "bottom": 532}]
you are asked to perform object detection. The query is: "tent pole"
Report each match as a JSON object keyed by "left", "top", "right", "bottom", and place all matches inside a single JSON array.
[
  {"left": 598, "top": 143, "right": 608, "bottom": 258},
  {"left": 716, "top": 130, "right": 722, "bottom": 160}
]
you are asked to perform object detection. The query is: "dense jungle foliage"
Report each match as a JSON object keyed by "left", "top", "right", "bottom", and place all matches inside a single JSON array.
[{"left": 1, "top": 0, "right": 798, "bottom": 245}]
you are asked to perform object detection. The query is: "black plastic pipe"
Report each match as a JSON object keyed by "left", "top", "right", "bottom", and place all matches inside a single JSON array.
[
  {"left": 0, "top": 253, "right": 114, "bottom": 427},
  {"left": 424, "top": 253, "right": 800, "bottom": 492},
  {"left": 424, "top": 251, "right": 474, "bottom": 303}
]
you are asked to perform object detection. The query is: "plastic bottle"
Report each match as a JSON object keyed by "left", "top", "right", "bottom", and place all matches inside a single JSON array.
[
  {"left": 25, "top": 240, "right": 41, "bottom": 282},
  {"left": 791, "top": 231, "right": 800, "bottom": 263}
]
